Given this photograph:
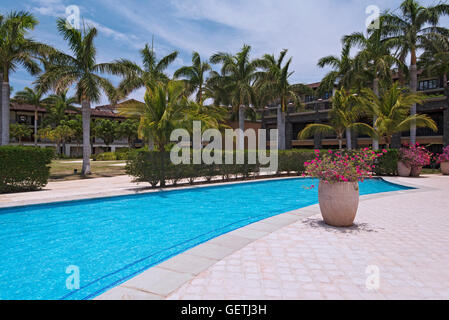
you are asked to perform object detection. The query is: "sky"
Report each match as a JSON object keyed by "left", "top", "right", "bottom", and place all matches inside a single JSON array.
[{"left": 2, "top": 0, "right": 449, "bottom": 105}]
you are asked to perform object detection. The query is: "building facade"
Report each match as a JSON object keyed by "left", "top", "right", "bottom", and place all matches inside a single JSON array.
[
  {"left": 9, "top": 100, "right": 140, "bottom": 157},
  {"left": 262, "top": 76, "right": 449, "bottom": 152}
]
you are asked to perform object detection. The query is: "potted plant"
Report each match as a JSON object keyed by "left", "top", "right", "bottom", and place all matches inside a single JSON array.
[
  {"left": 304, "top": 149, "right": 385, "bottom": 227},
  {"left": 438, "top": 146, "right": 449, "bottom": 175},
  {"left": 398, "top": 144, "right": 432, "bottom": 177}
]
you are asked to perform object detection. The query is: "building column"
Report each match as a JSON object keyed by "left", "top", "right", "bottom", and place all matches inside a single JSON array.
[
  {"left": 391, "top": 132, "right": 402, "bottom": 149},
  {"left": 444, "top": 106, "right": 449, "bottom": 146},
  {"left": 65, "top": 144, "right": 71, "bottom": 157},
  {"left": 285, "top": 119, "right": 293, "bottom": 150},
  {"left": 351, "top": 129, "right": 358, "bottom": 149},
  {"left": 111, "top": 146, "right": 116, "bottom": 152},
  {"left": 314, "top": 110, "right": 322, "bottom": 149}
]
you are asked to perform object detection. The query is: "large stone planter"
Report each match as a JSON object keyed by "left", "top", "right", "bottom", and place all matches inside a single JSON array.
[
  {"left": 318, "top": 181, "right": 359, "bottom": 227},
  {"left": 397, "top": 161, "right": 411, "bottom": 177},
  {"left": 441, "top": 162, "right": 449, "bottom": 175},
  {"left": 410, "top": 166, "right": 423, "bottom": 177}
]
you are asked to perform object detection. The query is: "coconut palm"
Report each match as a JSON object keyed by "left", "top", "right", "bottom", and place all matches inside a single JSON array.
[
  {"left": 0, "top": 11, "right": 52, "bottom": 145},
  {"left": 382, "top": 0, "right": 449, "bottom": 145},
  {"left": 118, "top": 42, "right": 178, "bottom": 95},
  {"left": 37, "top": 18, "right": 132, "bottom": 175},
  {"left": 13, "top": 87, "right": 47, "bottom": 145},
  {"left": 317, "top": 43, "right": 358, "bottom": 96},
  {"left": 210, "top": 45, "right": 258, "bottom": 150},
  {"left": 43, "top": 90, "right": 79, "bottom": 127},
  {"left": 256, "top": 49, "right": 312, "bottom": 149},
  {"left": 358, "top": 83, "right": 437, "bottom": 148},
  {"left": 344, "top": 17, "right": 401, "bottom": 149},
  {"left": 174, "top": 52, "right": 211, "bottom": 104},
  {"left": 298, "top": 89, "right": 363, "bottom": 150}
]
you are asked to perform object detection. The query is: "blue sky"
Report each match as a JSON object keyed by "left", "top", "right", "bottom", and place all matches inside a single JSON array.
[{"left": 2, "top": 0, "right": 449, "bottom": 105}]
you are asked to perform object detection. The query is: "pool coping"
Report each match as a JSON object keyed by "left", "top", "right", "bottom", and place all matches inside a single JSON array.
[{"left": 94, "top": 176, "right": 428, "bottom": 300}]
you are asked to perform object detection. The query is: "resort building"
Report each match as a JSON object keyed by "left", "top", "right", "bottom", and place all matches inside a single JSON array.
[
  {"left": 261, "top": 75, "right": 449, "bottom": 152},
  {"left": 9, "top": 100, "right": 141, "bottom": 156}
]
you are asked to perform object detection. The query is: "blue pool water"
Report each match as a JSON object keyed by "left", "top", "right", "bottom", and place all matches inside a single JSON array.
[{"left": 0, "top": 178, "right": 411, "bottom": 300}]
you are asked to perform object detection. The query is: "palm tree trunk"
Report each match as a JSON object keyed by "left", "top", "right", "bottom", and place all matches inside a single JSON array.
[
  {"left": 0, "top": 73, "right": 2, "bottom": 145},
  {"left": 409, "top": 59, "right": 418, "bottom": 145},
  {"left": 1, "top": 75, "right": 10, "bottom": 146},
  {"left": 81, "top": 100, "right": 92, "bottom": 175},
  {"left": 444, "top": 74, "right": 449, "bottom": 147},
  {"left": 238, "top": 105, "right": 245, "bottom": 150},
  {"left": 346, "top": 127, "right": 352, "bottom": 150},
  {"left": 34, "top": 107, "right": 38, "bottom": 146},
  {"left": 277, "top": 106, "right": 286, "bottom": 150},
  {"left": 372, "top": 78, "right": 380, "bottom": 150}
]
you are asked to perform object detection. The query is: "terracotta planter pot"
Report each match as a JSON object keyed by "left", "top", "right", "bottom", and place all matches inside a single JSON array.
[
  {"left": 318, "top": 181, "right": 359, "bottom": 227},
  {"left": 441, "top": 162, "right": 449, "bottom": 175},
  {"left": 397, "top": 161, "right": 411, "bottom": 177},
  {"left": 410, "top": 166, "right": 423, "bottom": 177}
]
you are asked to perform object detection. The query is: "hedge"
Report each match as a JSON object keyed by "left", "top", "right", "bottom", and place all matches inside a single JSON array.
[
  {"left": 374, "top": 149, "right": 399, "bottom": 176},
  {"left": 0, "top": 146, "right": 53, "bottom": 193},
  {"left": 126, "top": 149, "right": 316, "bottom": 188}
]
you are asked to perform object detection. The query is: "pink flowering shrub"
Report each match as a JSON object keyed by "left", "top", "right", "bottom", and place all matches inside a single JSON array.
[
  {"left": 438, "top": 146, "right": 449, "bottom": 163},
  {"left": 399, "top": 144, "right": 432, "bottom": 167},
  {"left": 303, "top": 148, "right": 386, "bottom": 183}
]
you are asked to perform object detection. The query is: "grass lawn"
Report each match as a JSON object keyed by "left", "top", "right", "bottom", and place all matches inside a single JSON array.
[{"left": 49, "top": 159, "right": 127, "bottom": 181}]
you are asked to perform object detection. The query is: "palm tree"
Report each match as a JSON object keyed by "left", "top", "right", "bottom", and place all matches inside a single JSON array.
[
  {"left": 256, "top": 49, "right": 312, "bottom": 149},
  {"left": 298, "top": 89, "right": 363, "bottom": 150},
  {"left": 344, "top": 17, "right": 400, "bottom": 149},
  {"left": 0, "top": 11, "right": 52, "bottom": 145},
  {"left": 210, "top": 45, "right": 258, "bottom": 150},
  {"left": 38, "top": 18, "right": 131, "bottom": 175},
  {"left": 317, "top": 43, "right": 358, "bottom": 96},
  {"left": 174, "top": 52, "right": 211, "bottom": 104},
  {"left": 382, "top": 0, "right": 449, "bottom": 145},
  {"left": 13, "top": 86, "right": 47, "bottom": 145},
  {"left": 419, "top": 33, "right": 449, "bottom": 146},
  {"left": 358, "top": 84, "right": 437, "bottom": 148},
  {"left": 43, "top": 89, "right": 79, "bottom": 127},
  {"left": 118, "top": 42, "right": 178, "bottom": 95}
]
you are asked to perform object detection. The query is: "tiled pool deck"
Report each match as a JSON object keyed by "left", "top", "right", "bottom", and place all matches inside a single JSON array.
[{"left": 1, "top": 175, "right": 448, "bottom": 300}]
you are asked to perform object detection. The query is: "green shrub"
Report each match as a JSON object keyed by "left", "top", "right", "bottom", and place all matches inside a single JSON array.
[
  {"left": 126, "top": 149, "right": 316, "bottom": 188},
  {"left": 374, "top": 149, "right": 399, "bottom": 176},
  {"left": 0, "top": 146, "right": 53, "bottom": 193},
  {"left": 93, "top": 152, "right": 117, "bottom": 161}
]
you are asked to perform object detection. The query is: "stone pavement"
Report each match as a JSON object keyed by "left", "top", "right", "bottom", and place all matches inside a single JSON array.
[{"left": 167, "top": 176, "right": 449, "bottom": 300}]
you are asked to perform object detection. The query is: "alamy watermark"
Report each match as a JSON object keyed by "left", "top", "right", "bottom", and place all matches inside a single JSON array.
[
  {"left": 66, "top": 265, "right": 80, "bottom": 290},
  {"left": 170, "top": 121, "right": 279, "bottom": 173},
  {"left": 365, "top": 5, "right": 380, "bottom": 30},
  {"left": 365, "top": 265, "right": 380, "bottom": 290},
  {"left": 65, "top": 5, "right": 80, "bottom": 30}
]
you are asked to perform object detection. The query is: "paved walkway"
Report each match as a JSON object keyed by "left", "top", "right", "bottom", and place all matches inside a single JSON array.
[
  {"left": 167, "top": 176, "right": 449, "bottom": 300},
  {"left": 2, "top": 175, "right": 448, "bottom": 300}
]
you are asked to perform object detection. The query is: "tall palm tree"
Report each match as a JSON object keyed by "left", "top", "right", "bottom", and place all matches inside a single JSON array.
[
  {"left": 0, "top": 11, "right": 51, "bottom": 145},
  {"left": 38, "top": 18, "right": 131, "bottom": 175},
  {"left": 298, "top": 89, "right": 363, "bottom": 150},
  {"left": 256, "top": 49, "right": 311, "bottom": 149},
  {"left": 118, "top": 42, "right": 178, "bottom": 95},
  {"left": 174, "top": 52, "right": 211, "bottom": 104},
  {"left": 419, "top": 33, "right": 449, "bottom": 146},
  {"left": 382, "top": 0, "right": 449, "bottom": 145},
  {"left": 210, "top": 45, "right": 258, "bottom": 150},
  {"left": 13, "top": 87, "right": 47, "bottom": 145},
  {"left": 358, "top": 84, "right": 437, "bottom": 148},
  {"left": 43, "top": 89, "right": 79, "bottom": 127},
  {"left": 317, "top": 43, "right": 358, "bottom": 96},
  {"left": 344, "top": 17, "right": 400, "bottom": 149}
]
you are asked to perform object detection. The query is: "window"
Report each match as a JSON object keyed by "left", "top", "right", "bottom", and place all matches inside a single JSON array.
[
  {"left": 305, "top": 95, "right": 315, "bottom": 103},
  {"left": 418, "top": 79, "right": 439, "bottom": 91}
]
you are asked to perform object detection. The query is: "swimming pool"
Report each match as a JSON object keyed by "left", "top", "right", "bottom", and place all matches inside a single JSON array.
[{"left": 0, "top": 178, "right": 411, "bottom": 300}]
